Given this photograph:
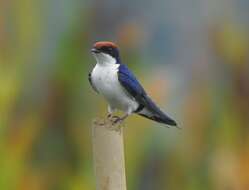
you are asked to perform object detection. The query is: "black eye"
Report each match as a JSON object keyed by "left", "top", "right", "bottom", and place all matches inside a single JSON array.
[
  {"left": 105, "top": 47, "right": 112, "bottom": 52},
  {"left": 104, "top": 47, "right": 113, "bottom": 54},
  {"left": 101, "top": 46, "right": 112, "bottom": 53}
]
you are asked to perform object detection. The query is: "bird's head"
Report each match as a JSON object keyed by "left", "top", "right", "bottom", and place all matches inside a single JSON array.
[{"left": 91, "top": 41, "right": 121, "bottom": 64}]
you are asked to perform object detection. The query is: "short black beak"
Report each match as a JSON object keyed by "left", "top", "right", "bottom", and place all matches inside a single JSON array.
[{"left": 91, "top": 48, "right": 100, "bottom": 53}]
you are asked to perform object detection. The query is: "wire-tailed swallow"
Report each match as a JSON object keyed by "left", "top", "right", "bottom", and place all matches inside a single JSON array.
[{"left": 89, "top": 41, "right": 177, "bottom": 127}]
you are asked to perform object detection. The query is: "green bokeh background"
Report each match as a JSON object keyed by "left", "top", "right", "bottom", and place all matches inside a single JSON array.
[{"left": 0, "top": 0, "right": 249, "bottom": 189}]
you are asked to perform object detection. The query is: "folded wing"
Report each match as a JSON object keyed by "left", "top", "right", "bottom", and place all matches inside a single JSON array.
[{"left": 118, "top": 64, "right": 177, "bottom": 126}]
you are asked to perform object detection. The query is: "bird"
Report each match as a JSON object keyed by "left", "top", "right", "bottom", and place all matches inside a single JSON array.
[{"left": 89, "top": 41, "right": 177, "bottom": 127}]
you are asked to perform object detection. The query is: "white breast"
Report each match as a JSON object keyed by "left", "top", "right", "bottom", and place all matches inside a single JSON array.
[{"left": 91, "top": 63, "right": 138, "bottom": 114}]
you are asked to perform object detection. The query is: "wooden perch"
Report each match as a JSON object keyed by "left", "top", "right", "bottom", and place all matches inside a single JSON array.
[{"left": 92, "top": 119, "right": 127, "bottom": 190}]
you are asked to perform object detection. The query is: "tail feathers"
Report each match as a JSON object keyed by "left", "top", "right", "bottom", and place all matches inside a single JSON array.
[
  {"left": 154, "top": 113, "right": 177, "bottom": 126},
  {"left": 137, "top": 95, "right": 178, "bottom": 128},
  {"left": 138, "top": 108, "right": 178, "bottom": 128}
]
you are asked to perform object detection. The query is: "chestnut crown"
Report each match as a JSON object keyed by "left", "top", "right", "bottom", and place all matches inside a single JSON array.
[{"left": 92, "top": 41, "right": 121, "bottom": 61}]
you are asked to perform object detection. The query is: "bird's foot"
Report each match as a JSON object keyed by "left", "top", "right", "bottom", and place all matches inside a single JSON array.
[
  {"left": 93, "top": 114, "right": 127, "bottom": 132},
  {"left": 107, "top": 113, "right": 113, "bottom": 119},
  {"left": 105, "top": 115, "right": 124, "bottom": 132},
  {"left": 107, "top": 122, "right": 123, "bottom": 132},
  {"left": 109, "top": 115, "right": 125, "bottom": 125},
  {"left": 93, "top": 118, "right": 106, "bottom": 126}
]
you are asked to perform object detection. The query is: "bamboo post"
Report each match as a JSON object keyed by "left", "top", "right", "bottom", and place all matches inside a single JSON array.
[{"left": 92, "top": 120, "right": 127, "bottom": 190}]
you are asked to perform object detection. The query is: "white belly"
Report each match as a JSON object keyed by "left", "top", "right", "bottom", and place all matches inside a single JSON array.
[{"left": 91, "top": 63, "right": 138, "bottom": 113}]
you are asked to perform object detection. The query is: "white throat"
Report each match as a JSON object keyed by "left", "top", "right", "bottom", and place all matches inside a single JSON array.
[{"left": 93, "top": 52, "right": 116, "bottom": 66}]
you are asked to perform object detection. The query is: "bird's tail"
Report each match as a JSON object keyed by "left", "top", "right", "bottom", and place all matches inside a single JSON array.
[
  {"left": 137, "top": 95, "right": 178, "bottom": 128},
  {"left": 138, "top": 111, "right": 178, "bottom": 127}
]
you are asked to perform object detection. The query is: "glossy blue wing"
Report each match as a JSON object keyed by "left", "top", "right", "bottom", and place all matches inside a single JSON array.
[
  {"left": 117, "top": 64, "right": 146, "bottom": 100},
  {"left": 118, "top": 64, "right": 158, "bottom": 111},
  {"left": 118, "top": 64, "right": 177, "bottom": 126}
]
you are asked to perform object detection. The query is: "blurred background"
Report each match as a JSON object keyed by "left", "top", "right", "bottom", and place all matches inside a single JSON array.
[{"left": 0, "top": 0, "right": 249, "bottom": 189}]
